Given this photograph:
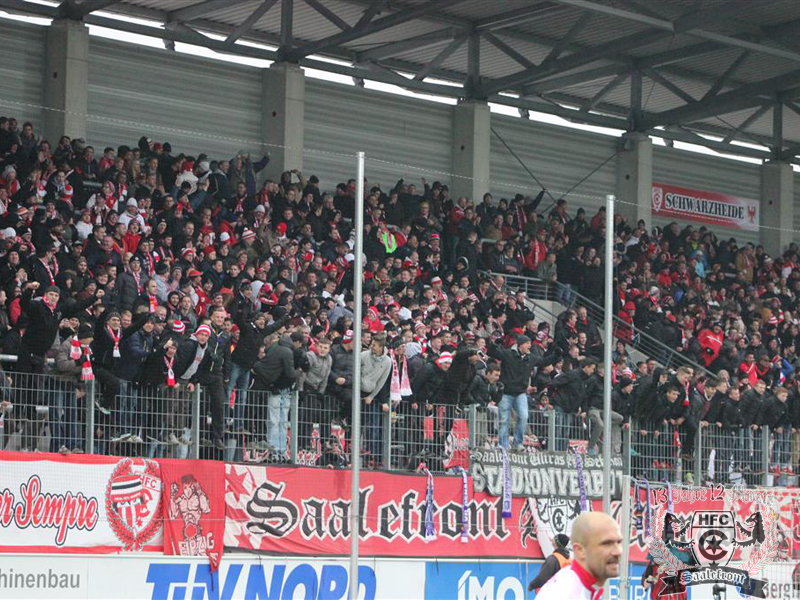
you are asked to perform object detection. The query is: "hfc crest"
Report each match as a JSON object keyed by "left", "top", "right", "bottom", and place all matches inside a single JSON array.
[
  {"left": 652, "top": 186, "right": 664, "bottom": 211},
  {"left": 691, "top": 511, "right": 736, "bottom": 567}
]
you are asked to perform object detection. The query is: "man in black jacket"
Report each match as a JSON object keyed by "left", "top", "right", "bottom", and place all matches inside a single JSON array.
[
  {"left": 719, "top": 385, "right": 745, "bottom": 477},
  {"left": 252, "top": 333, "right": 302, "bottom": 458},
  {"left": 227, "top": 297, "right": 288, "bottom": 434},
  {"left": 550, "top": 358, "right": 596, "bottom": 451},
  {"left": 168, "top": 325, "right": 210, "bottom": 446},
  {"left": 741, "top": 379, "right": 766, "bottom": 474},
  {"left": 586, "top": 371, "right": 627, "bottom": 455},
  {"left": 488, "top": 334, "right": 539, "bottom": 450},
  {"left": 763, "top": 386, "right": 791, "bottom": 475},
  {"left": 199, "top": 307, "right": 231, "bottom": 451},
  {"left": 467, "top": 362, "right": 503, "bottom": 446}
]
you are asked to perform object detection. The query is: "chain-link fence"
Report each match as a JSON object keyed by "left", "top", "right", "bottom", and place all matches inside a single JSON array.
[{"left": 2, "top": 360, "right": 798, "bottom": 487}]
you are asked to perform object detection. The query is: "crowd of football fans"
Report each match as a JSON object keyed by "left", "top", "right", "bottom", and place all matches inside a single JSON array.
[{"left": 1, "top": 113, "right": 799, "bottom": 483}]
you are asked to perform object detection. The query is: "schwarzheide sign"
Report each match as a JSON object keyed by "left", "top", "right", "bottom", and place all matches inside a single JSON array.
[{"left": 651, "top": 182, "right": 760, "bottom": 231}]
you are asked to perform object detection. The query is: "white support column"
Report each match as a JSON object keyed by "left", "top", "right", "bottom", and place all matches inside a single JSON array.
[
  {"left": 761, "top": 160, "right": 793, "bottom": 257},
  {"left": 262, "top": 62, "right": 305, "bottom": 180},
  {"left": 616, "top": 132, "right": 653, "bottom": 227},
  {"left": 452, "top": 99, "right": 490, "bottom": 202},
  {"left": 44, "top": 19, "right": 88, "bottom": 144}
]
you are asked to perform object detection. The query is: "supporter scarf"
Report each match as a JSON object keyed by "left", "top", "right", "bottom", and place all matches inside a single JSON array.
[
  {"left": 80, "top": 347, "right": 94, "bottom": 381},
  {"left": 70, "top": 336, "right": 82, "bottom": 360},
  {"left": 454, "top": 467, "right": 469, "bottom": 543},
  {"left": 41, "top": 258, "right": 57, "bottom": 286},
  {"left": 500, "top": 446, "right": 512, "bottom": 519},
  {"left": 108, "top": 325, "right": 121, "bottom": 358},
  {"left": 149, "top": 295, "right": 157, "bottom": 313},
  {"left": 424, "top": 469, "right": 436, "bottom": 540},
  {"left": 165, "top": 356, "right": 175, "bottom": 387},
  {"left": 389, "top": 352, "right": 412, "bottom": 402},
  {"left": 144, "top": 253, "right": 155, "bottom": 277},
  {"left": 575, "top": 449, "right": 589, "bottom": 513},
  {"left": 682, "top": 380, "right": 690, "bottom": 407},
  {"left": 43, "top": 295, "right": 57, "bottom": 312},
  {"left": 132, "top": 269, "right": 142, "bottom": 293}
]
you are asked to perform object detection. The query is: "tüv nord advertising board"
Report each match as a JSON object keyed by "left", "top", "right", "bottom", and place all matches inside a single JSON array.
[{"left": 0, "top": 555, "right": 424, "bottom": 600}]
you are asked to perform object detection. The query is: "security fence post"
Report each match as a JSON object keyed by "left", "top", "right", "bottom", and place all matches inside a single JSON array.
[
  {"left": 467, "top": 404, "right": 477, "bottom": 448},
  {"left": 694, "top": 426, "right": 703, "bottom": 484},
  {"left": 191, "top": 384, "right": 201, "bottom": 459},
  {"left": 290, "top": 391, "right": 299, "bottom": 464},
  {"left": 85, "top": 379, "right": 95, "bottom": 455},
  {"left": 761, "top": 425, "right": 770, "bottom": 487},
  {"left": 547, "top": 409, "right": 556, "bottom": 451},
  {"left": 622, "top": 423, "right": 631, "bottom": 476},
  {"left": 382, "top": 405, "right": 392, "bottom": 469}
]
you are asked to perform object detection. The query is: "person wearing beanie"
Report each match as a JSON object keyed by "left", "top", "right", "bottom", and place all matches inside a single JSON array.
[
  {"left": 53, "top": 321, "right": 96, "bottom": 454},
  {"left": 328, "top": 331, "right": 355, "bottom": 424},
  {"left": 488, "top": 333, "right": 540, "bottom": 451}
]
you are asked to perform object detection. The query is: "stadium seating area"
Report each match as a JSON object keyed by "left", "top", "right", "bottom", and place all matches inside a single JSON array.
[{"left": 1, "top": 111, "right": 799, "bottom": 485}]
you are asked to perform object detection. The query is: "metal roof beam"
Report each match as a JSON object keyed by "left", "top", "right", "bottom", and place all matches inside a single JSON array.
[
  {"left": 539, "top": 12, "right": 591, "bottom": 68},
  {"left": 480, "top": 28, "right": 671, "bottom": 96},
  {"left": 354, "top": 0, "right": 387, "bottom": 28},
  {"left": 285, "top": 0, "right": 459, "bottom": 61},
  {"left": 413, "top": 35, "right": 466, "bottom": 81},
  {"left": 168, "top": 0, "right": 255, "bottom": 23},
  {"left": 525, "top": 65, "right": 626, "bottom": 93},
  {"left": 700, "top": 51, "right": 749, "bottom": 101},
  {"left": 302, "top": 0, "right": 349, "bottom": 31},
  {"left": 474, "top": 3, "right": 559, "bottom": 33},
  {"left": 641, "top": 67, "right": 695, "bottom": 104},
  {"left": 720, "top": 105, "right": 771, "bottom": 144},
  {"left": 641, "top": 69, "right": 800, "bottom": 129},
  {"left": 224, "top": 0, "right": 278, "bottom": 45},
  {"left": 482, "top": 32, "right": 535, "bottom": 71},
  {"left": 579, "top": 71, "right": 629, "bottom": 112},
  {"left": 551, "top": 0, "right": 800, "bottom": 64},
  {"left": 356, "top": 27, "right": 459, "bottom": 61},
  {"left": 59, "top": 0, "right": 119, "bottom": 18},
  {"left": 278, "top": 0, "right": 293, "bottom": 53}
]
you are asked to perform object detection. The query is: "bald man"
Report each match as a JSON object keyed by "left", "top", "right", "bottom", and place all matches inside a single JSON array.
[{"left": 535, "top": 512, "right": 622, "bottom": 600}]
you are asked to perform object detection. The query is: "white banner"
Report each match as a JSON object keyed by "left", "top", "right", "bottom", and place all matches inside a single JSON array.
[
  {"left": 0, "top": 554, "right": 426, "bottom": 600},
  {"left": 0, "top": 453, "right": 163, "bottom": 552}
]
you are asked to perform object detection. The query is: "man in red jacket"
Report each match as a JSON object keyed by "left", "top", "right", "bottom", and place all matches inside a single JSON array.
[{"left": 698, "top": 321, "right": 724, "bottom": 367}]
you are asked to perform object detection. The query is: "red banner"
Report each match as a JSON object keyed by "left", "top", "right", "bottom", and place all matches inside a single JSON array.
[
  {"left": 0, "top": 452, "right": 163, "bottom": 553},
  {"left": 160, "top": 459, "right": 225, "bottom": 570},
  {"left": 651, "top": 182, "right": 759, "bottom": 231}
]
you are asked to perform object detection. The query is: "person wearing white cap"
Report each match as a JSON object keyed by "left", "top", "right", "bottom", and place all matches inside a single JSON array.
[{"left": 119, "top": 197, "right": 145, "bottom": 230}]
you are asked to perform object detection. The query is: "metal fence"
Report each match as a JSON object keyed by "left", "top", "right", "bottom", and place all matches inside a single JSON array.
[
  {"left": 0, "top": 364, "right": 796, "bottom": 485},
  {"left": 496, "top": 272, "right": 713, "bottom": 377}
]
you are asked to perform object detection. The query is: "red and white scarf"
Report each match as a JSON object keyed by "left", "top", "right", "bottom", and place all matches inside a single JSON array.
[
  {"left": 41, "top": 258, "right": 57, "bottom": 286},
  {"left": 107, "top": 325, "right": 121, "bottom": 358},
  {"left": 165, "top": 355, "right": 175, "bottom": 387},
  {"left": 390, "top": 351, "right": 412, "bottom": 402}
]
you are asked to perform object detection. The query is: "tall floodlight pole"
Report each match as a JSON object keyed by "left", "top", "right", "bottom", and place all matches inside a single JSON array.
[
  {"left": 602, "top": 194, "right": 615, "bottom": 513},
  {"left": 349, "top": 152, "right": 366, "bottom": 600}
]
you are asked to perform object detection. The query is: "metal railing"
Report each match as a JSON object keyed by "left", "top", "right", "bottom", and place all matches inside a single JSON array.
[
  {"left": 0, "top": 360, "right": 792, "bottom": 484},
  {"left": 495, "top": 272, "right": 713, "bottom": 377}
]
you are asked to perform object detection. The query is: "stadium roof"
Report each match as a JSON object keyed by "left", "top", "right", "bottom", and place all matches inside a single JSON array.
[{"left": 6, "top": 0, "right": 800, "bottom": 163}]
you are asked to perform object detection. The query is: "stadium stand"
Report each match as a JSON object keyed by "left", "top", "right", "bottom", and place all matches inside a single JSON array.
[{"left": 1, "top": 112, "right": 799, "bottom": 487}]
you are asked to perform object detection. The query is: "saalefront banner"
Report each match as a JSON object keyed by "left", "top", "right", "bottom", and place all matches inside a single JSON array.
[
  {"left": 651, "top": 182, "right": 760, "bottom": 231},
  {"left": 224, "top": 463, "right": 542, "bottom": 558},
  {"left": 0, "top": 452, "right": 163, "bottom": 553}
]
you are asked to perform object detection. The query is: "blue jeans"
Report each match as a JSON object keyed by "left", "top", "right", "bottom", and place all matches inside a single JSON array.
[
  {"left": 50, "top": 381, "right": 78, "bottom": 451},
  {"left": 118, "top": 380, "right": 138, "bottom": 435},
  {"left": 773, "top": 428, "right": 791, "bottom": 467},
  {"left": 226, "top": 363, "right": 251, "bottom": 431},
  {"left": 553, "top": 406, "right": 571, "bottom": 452},
  {"left": 364, "top": 400, "right": 383, "bottom": 459},
  {"left": 268, "top": 389, "right": 292, "bottom": 453},
  {"left": 498, "top": 393, "right": 529, "bottom": 448}
]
